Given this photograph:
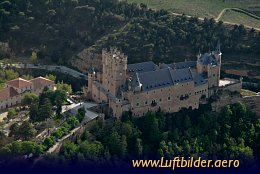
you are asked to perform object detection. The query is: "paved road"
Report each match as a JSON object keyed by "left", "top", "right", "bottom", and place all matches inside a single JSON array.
[{"left": 0, "top": 63, "right": 87, "bottom": 79}]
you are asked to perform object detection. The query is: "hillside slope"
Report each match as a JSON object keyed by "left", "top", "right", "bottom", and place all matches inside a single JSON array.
[{"left": 0, "top": 0, "right": 259, "bottom": 72}]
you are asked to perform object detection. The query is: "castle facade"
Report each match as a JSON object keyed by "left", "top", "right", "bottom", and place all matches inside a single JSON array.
[{"left": 87, "top": 45, "right": 242, "bottom": 118}]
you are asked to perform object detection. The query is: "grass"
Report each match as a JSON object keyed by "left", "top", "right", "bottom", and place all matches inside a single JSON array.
[
  {"left": 127, "top": 0, "right": 260, "bottom": 27},
  {"left": 220, "top": 10, "right": 260, "bottom": 29}
]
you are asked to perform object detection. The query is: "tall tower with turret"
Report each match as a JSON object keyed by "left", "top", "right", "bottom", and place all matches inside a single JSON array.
[
  {"left": 196, "top": 42, "right": 222, "bottom": 96},
  {"left": 102, "top": 48, "right": 128, "bottom": 97}
]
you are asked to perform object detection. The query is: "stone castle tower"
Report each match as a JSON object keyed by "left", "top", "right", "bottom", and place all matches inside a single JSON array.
[
  {"left": 102, "top": 48, "right": 128, "bottom": 96},
  {"left": 196, "top": 43, "right": 222, "bottom": 96}
]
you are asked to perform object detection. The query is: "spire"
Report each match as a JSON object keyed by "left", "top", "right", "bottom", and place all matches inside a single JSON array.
[
  {"left": 197, "top": 49, "right": 201, "bottom": 60},
  {"left": 216, "top": 40, "right": 221, "bottom": 53},
  {"left": 88, "top": 64, "right": 95, "bottom": 74}
]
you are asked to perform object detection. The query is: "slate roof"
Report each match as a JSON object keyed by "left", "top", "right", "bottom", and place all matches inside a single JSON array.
[
  {"left": 127, "top": 61, "right": 157, "bottom": 74},
  {"left": 131, "top": 67, "right": 193, "bottom": 91},
  {"left": 170, "top": 68, "right": 193, "bottom": 84},
  {"left": 199, "top": 53, "right": 217, "bottom": 65}
]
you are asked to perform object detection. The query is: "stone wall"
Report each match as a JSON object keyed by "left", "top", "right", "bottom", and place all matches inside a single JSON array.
[
  {"left": 124, "top": 81, "right": 208, "bottom": 117},
  {"left": 242, "top": 96, "right": 260, "bottom": 117},
  {"left": 211, "top": 91, "right": 241, "bottom": 112}
]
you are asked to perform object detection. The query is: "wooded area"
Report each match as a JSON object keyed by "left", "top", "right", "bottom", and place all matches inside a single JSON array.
[{"left": 0, "top": 0, "right": 259, "bottom": 64}]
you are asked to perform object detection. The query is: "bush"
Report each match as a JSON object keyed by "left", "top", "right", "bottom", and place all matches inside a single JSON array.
[{"left": 43, "top": 136, "right": 55, "bottom": 149}]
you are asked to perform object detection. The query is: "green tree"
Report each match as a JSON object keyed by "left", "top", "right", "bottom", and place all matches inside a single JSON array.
[
  {"left": 107, "top": 129, "right": 121, "bottom": 156},
  {"left": 5, "top": 70, "right": 18, "bottom": 81},
  {"left": 135, "top": 138, "right": 143, "bottom": 156},
  {"left": 45, "top": 74, "right": 56, "bottom": 81},
  {"left": 29, "top": 103, "right": 39, "bottom": 122},
  {"left": 21, "top": 74, "right": 33, "bottom": 80},
  {"left": 21, "top": 92, "right": 38, "bottom": 106},
  {"left": 55, "top": 96, "right": 63, "bottom": 116},
  {"left": 183, "top": 115, "right": 192, "bottom": 129},
  {"left": 38, "top": 98, "right": 52, "bottom": 121},
  {"left": 43, "top": 136, "right": 55, "bottom": 149},
  {"left": 79, "top": 140, "right": 104, "bottom": 161},
  {"left": 60, "top": 142, "right": 79, "bottom": 159},
  {"left": 9, "top": 123, "right": 19, "bottom": 137},
  {"left": 56, "top": 81, "right": 72, "bottom": 94},
  {"left": 7, "top": 108, "right": 17, "bottom": 120},
  {"left": 67, "top": 116, "right": 79, "bottom": 128},
  {"left": 18, "top": 121, "right": 36, "bottom": 140},
  {"left": 31, "top": 51, "right": 37, "bottom": 62},
  {"left": 120, "top": 135, "right": 127, "bottom": 158},
  {"left": 76, "top": 107, "right": 86, "bottom": 122}
]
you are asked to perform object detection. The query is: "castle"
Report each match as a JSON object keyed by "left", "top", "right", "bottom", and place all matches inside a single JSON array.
[{"left": 86, "top": 44, "right": 242, "bottom": 118}]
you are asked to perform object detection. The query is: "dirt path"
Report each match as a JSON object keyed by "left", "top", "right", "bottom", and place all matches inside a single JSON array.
[
  {"left": 216, "top": 8, "right": 260, "bottom": 21},
  {"left": 170, "top": 10, "right": 260, "bottom": 31}
]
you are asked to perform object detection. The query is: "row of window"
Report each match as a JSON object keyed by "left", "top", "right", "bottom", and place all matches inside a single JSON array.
[
  {"left": 132, "top": 104, "right": 197, "bottom": 116},
  {"left": 195, "top": 89, "right": 207, "bottom": 95},
  {"left": 135, "top": 94, "right": 192, "bottom": 107}
]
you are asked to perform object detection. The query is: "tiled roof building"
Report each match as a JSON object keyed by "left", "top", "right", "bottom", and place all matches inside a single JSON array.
[{"left": 0, "top": 77, "right": 54, "bottom": 110}]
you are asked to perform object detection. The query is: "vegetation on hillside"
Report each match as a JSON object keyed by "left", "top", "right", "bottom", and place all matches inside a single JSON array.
[
  {"left": 33, "top": 102, "right": 260, "bottom": 168},
  {"left": 127, "top": 0, "right": 260, "bottom": 18},
  {"left": 0, "top": 0, "right": 259, "bottom": 65}
]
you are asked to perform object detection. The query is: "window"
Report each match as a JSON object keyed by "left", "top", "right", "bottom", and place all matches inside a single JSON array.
[
  {"left": 168, "top": 96, "right": 171, "bottom": 100},
  {"left": 159, "top": 98, "right": 162, "bottom": 102},
  {"left": 145, "top": 101, "right": 148, "bottom": 104},
  {"left": 136, "top": 103, "right": 139, "bottom": 106}
]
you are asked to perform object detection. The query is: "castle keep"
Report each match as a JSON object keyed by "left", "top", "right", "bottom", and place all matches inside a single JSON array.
[{"left": 86, "top": 45, "right": 242, "bottom": 118}]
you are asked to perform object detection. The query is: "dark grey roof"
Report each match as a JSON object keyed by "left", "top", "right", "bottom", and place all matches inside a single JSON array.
[
  {"left": 88, "top": 66, "right": 95, "bottom": 74},
  {"left": 192, "top": 72, "right": 207, "bottom": 86},
  {"left": 127, "top": 61, "right": 156, "bottom": 74},
  {"left": 133, "top": 68, "right": 174, "bottom": 91},
  {"left": 199, "top": 53, "right": 217, "bottom": 65},
  {"left": 131, "top": 68, "right": 193, "bottom": 91},
  {"left": 170, "top": 68, "right": 193, "bottom": 85}
]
